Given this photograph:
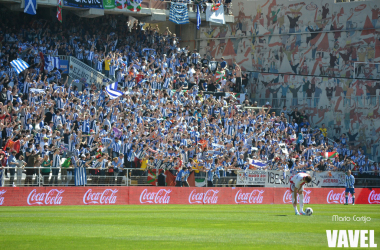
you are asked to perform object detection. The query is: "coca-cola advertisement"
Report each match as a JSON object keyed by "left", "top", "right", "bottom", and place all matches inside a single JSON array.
[
  {"left": 83, "top": 189, "right": 119, "bottom": 205},
  {"left": 0, "top": 189, "right": 6, "bottom": 206},
  {"left": 27, "top": 189, "right": 65, "bottom": 206},
  {"left": 234, "top": 189, "right": 266, "bottom": 204},
  {"left": 367, "top": 190, "right": 380, "bottom": 204},
  {"left": 281, "top": 189, "right": 312, "bottom": 204},
  {"left": 189, "top": 189, "right": 220, "bottom": 204},
  {"left": 0, "top": 187, "right": 378, "bottom": 206}
]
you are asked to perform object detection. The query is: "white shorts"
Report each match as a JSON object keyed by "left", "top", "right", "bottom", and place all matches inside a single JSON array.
[{"left": 290, "top": 183, "right": 304, "bottom": 192}]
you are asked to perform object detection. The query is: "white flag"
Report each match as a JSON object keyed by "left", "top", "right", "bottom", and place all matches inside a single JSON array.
[{"left": 206, "top": 3, "right": 225, "bottom": 25}]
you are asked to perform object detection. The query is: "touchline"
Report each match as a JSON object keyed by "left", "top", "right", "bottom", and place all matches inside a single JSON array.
[{"left": 326, "top": 230, "right": 377, "bottom": 248}]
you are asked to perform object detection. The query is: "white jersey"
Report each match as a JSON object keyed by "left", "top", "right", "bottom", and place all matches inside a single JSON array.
[{"left": 290, "top": 173, "right": 310, "bottom": 190}]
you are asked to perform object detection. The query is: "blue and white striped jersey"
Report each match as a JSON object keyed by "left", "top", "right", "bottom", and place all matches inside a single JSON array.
[{"left": 345, "top": 175, "right": 355, "bottom": 188}]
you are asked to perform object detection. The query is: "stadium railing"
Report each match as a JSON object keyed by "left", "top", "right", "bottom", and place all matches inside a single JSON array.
[
  {"left": 253, "top": 96, "right": 380, "bottom": 111},
  {"left": 1, "top": 167, "right": 379, "bottom": 187}
]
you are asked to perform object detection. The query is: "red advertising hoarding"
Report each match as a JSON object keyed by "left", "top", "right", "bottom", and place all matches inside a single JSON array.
[{"left": 0, "top": 187, "right": 379, "bottom": 206}]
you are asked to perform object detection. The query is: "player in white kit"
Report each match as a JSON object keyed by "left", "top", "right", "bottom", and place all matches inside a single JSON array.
[{"left": 290, "top": 173, "right": 312, "bottom": 215}]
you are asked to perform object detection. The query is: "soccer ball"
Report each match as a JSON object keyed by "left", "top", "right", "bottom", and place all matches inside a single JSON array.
[{"left": 305, "top": 207, "right": 313, "bottom": 216}]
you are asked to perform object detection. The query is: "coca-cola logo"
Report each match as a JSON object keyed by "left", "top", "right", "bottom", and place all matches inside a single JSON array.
[
  {"left": 283, "top": 190, "right": 311, "bottom": 204},
  {"left": 235, "top": 189, "right": 264, "bottom": 204},
  {"left": 83, "top": 189, "right": 118, "bottom": 205},
  {"left": 140, "top": 189, "right": 171, "bottom": 204},
  {"left": 27, "top": 189, "right": 64, "bottom": 205},
  {"left": 368, "top": 190, "right": 380, "bottom": 204},
  {"left": 188, "top": 189, "right": 219, "bottom": 204},
  {"left": 0, "top": 190, "right": 6, "bottom": 206},
  {"left": 326, "top": 190, "right": 352, "bottom": 204}
]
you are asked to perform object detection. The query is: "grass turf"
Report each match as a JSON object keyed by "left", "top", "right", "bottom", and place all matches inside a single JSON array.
[{"left": 0, "top": 204, "right": 379, "bottom": 250}]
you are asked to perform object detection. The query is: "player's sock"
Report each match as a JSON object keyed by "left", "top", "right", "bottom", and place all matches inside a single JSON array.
[
  {"left": 292, "top": 193, "right": 298, "bottom": 213},
  {"left": 299, "top": 194, "right": 304, "bottom": 212},
  {"left": 345, "top": 196, "right": 348, "bottom": 204},
  {"left": 352, "top": 195, "right": 355, "bottom": 204},
  {"left": 293, "top": 205, "right": 299, "bottom": 213}
]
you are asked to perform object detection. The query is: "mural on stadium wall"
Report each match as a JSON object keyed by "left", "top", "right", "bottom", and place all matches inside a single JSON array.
[
  {"left": 247, "top": 72, "right": 380, "bottom": 162},
  {"left": 198, "top": 0, "right": 380, "bottom": 161},
  {"left": 199, "top": 0, "right": 380, "bottom": 78}
]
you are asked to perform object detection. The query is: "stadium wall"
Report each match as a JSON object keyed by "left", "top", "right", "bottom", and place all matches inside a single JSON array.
[
  {"left": 0, "top": 187, "right": 379, "bottom": 206},
  {"left": 197, "top": 0, "right": 380, "bottom": 161}
]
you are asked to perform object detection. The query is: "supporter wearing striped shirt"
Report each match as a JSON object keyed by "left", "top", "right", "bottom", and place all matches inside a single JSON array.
[
  {"left": 50, "top": 149, "right": 60, "bottom": 185},
  {"left": 86, "top": 45, "right": 95, "bottom": 67},
  {"left": 93, "top": 154, "right": 108, "bottom": 185},
  {"left": 111, "top": 137, "right": 122, "bottom": 158}
]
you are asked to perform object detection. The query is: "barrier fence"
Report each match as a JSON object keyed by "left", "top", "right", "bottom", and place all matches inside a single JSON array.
[
  {"left": 2, "top": 167, "right": 379, "bottom": 187},
  {"left": 253, "top": 95, "right": 380, "bottom": 111},
  {"left": 0, "top": 186, "right": 379, "bottom": 206}
]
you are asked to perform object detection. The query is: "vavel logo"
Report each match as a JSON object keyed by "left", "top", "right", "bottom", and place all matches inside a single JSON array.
[
  {"left": 326, "top": 230, "right": 377, "bottom": 248},
  {"left": 83, "top": 189, "right": 118, "bottom": 205},
  {"left": 235, "top": 190, "right": 264, "bottom": 204},
  {"left": 27, "top": 189, "right": 64, "bottom": 205},
  {"left": 0, "top": 190, "right": 6, "bottom": 205},
  {"left": 327, "top": 190, "right": 352, "bottom": 204},
  {"left": 283, "top": 190, "right": 311, "bottom": 204},
  {"left": 368, "top": 190, "right": 380, "bottom": 204},
  {"left": 140, "top": 189, "right": 171, "bottom": 204},
  {"left": 188, "top": 189, "right": 219, "bottom": 204}
]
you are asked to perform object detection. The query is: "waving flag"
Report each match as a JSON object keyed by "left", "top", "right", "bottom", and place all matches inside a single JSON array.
[
  {"left": 196, "top": 4, "right": 201, "bottom": 30},
  {"left": 127, "top": 0, "right": 141, "bottom": 12},
  {"left": 104, "top": 0, "right": 115, "bottom": 9},
  {"left": 248, "top": 159, "right": 267, "bottom": 169},
  {"left": 106, "top": 82, "right": 123, "bottom": 99},
  {"left": 169, "top": 3, "right": 189, "bottom": 24},
  {"left": 10, "top": 59, "right": 29, "bottom": 75},
  {"left": 215, "top": 71, "right": 226, "bottom": 83},
  {"left": 57, "top": 0, "right": 62, "bottom": 22},
  {"left": 205, "top": 3, "right": 225, "bottom": 24},
  {"left": 45, "top": 56, "right": 60, "bottom": 71},
  {"left": 24, "top": 0, "right": 37, "bottom": 15},
  {"left": 116, "top": 0, "right": 127, "bottom": 9},
  {"left": 322, "top": 151, "right": 338, "bottom": 159},
  {"left": 113, "top": 127, "right": 122, "bottom": 138}
]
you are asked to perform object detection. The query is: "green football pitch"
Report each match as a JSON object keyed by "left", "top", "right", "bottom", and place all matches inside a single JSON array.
[{"left": 0, "top": 205, "right": 379, "bottom": 250}]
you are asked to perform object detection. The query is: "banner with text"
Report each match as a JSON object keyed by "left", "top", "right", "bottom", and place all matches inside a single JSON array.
[
  {"left": 1, "top": 187, "right": 378, "bottom": 206},
  {"left": 265, "top": 170, "right": 321, "bottom": 188},
  {"left": 69, "top": 57, "right": 110, "bottom": 90},
  {"left": 64, "top": 0, "right": 104, "bottom": 9},
  {"left": 316, "top": 171, "right": 346, "bottom": 187},
  {"left": 237, "top": 170, "right": 267, "bottom": 185}
]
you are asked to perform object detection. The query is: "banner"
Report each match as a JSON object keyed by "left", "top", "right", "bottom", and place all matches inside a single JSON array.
[
  {"left": 0, "top": 187, "right": 379, "bottom": 206},
  {"left": 104, "top": 0, "right": 115, "bottom": 9},
  {"left": 316, "top": 171, "right": 346, "bottom": 187},
  {"left": 59, "top": 59, "right": 69, "bottom": 74},
  {"left": 116, "top": 0, "right": 126, "bottom": 9},
  {"left": 205, "top": 3, "right": 225, "bottom": 25},
  {"left": 237, "top": 170, "right": 267, "bottom": 185},
  {"left": 127, "top": 0, "right": 141, "bottom": 12},
  {"left": 24, "top": 0, "right": 37, "bottom": 15},
  {"left": 169, "top": 3, "right": 189, "bottom": 25},
  {"left": 63, "top": 0, "right": 103, "bottom": 9},
  {"left": 265, "top": 170, "right": 320, "bottom": 188},
  {"left": 68, "top": 57, "right": 110, "bottom": 90}
]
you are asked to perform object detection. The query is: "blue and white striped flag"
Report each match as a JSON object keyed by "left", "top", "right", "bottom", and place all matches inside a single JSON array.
[
  {"left": 197, "top": 4, "right": 201, "bottom": 30},
  {"left": 10, "top": 59, "right": 29, "bottom": 75},
  {"left": 24, "top": 0, "right": 37, "bottom": 15},
  {"left": 169, "top": 3, "right": 189, "bottom": 25},
  {"left": 106, "top": 82, "right": 123, "bottom": 99},
  {"left": 248, "top": 159, "right": 267, "bottom": 169},
  {"left": 45, "top": 56, "right": 60, "bottom": 71}
]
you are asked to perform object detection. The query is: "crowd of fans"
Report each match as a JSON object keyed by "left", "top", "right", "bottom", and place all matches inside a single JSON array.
[{"left": 0, "top": 13, "right": 378, "bottom": 187}]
